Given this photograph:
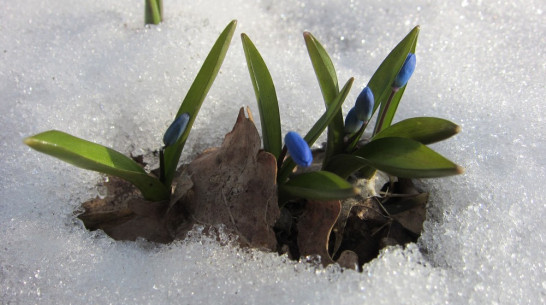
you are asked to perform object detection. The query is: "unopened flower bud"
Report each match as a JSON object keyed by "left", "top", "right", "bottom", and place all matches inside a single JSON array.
[
  {"left": 163, "top": 113, "right": 190, "bottom": 146},
  {"left": 285, "top": 131, "right": 313, "bottom": 167},
  {"left": 354, "top": 86, "right": 374, "bottom": 122},
  {"left": 392, "top": 53, "right": 416, "bottom": 90},
  {"left": 344, "top": 107, "right": 363, "bottom": 134}
]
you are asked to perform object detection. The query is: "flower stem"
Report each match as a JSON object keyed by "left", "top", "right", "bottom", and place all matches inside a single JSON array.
[{"left": 374, "top": 89, "right": 397, "bottom": 136}]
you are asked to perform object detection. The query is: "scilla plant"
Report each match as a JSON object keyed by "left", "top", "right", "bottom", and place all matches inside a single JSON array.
[
  {"left": 24, "top": 20, "right": 238, "bottom": 202},
  {"left": 241, "top": 26, "right": 463, "bottom": 205}
]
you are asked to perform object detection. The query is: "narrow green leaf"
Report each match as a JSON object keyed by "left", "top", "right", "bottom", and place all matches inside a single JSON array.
[
  {"left": 241, "top": 33, "right": 282, "bottom": 159},
  {"left": 354, "top": 137, "right": 464, "bottom": 178},
  {"left": 145, "top": 0, "right": 162, "bottom": 25},
  {"left": 304, "top": 32, "right": 345, "bottom": 164},
  {"left": 279, "top": 171, "right": 359, "bottom": 201},
  {"left": 24, "top": 130, "right": 170, "bottom": 201},
  {"left": 277, "top": 78, "right": 354, "bottom": 183},
  {"left": 163, "top": 20, "right": 237, "bottom": 186},
  {"left": 372, "top": 117, "right": 461, "bottom": 144},
  {"left": 370, "top": 26, "right": 420, "bottom": 134}
]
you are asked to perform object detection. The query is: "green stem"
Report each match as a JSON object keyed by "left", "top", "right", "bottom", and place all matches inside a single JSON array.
[{"left": 374, "top": 89, "right": 397, "bottom": 136}]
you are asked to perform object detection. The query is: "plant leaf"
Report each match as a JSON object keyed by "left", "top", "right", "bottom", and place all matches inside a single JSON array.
[
  {"left": 297, "top": 199, "right": 341, "bottom": 266},
  {"left": 163, "top": 20, "right": 237, "bottom": 186},
  {"left": 373, "top": 117, "right": 461, "bottom": 144},
  {"left": 328, "top": 136, "right": 464, "bottom": 178},
  {"left": 372, "top": 26, "right": 419, "bottom": 134},
  {"left": 354, "top": 137, "right": 464, "bottom": 178},
  {"left": 241, "top": 33, "right": 282, "bottom": 159},
  {"left": 279, "top": 171, "right": 359, "bottom": 201},
  {"left": 145, "top": 0, "right": 162, "bottom": 25},
  {"left": 24, "top": 130, "right": 170, "bottom": 201},
  {"left": 304, "top": 32, "right": 345, "bottom": 164},
  {"left": 277, "top": 78, "right": 354, "bottom": 183}
]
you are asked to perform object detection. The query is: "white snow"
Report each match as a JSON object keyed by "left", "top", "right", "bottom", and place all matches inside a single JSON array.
[{"left": 1, "top": 0, "right": 545, "bottom": 304}]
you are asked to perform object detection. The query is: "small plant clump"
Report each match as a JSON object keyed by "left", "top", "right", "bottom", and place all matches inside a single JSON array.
[{"left": 24, "top": 20, "right": 463, "bottom": 270}]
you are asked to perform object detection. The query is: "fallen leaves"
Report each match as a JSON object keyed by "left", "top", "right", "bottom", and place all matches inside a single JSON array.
[{"left": 77, "top": 108, "right": 428, "bottom": 270}]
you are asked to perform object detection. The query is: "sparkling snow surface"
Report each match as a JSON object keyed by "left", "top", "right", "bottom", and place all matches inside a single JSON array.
[{"left": 1, "top": 0, "right": 544, "bottom": 304}]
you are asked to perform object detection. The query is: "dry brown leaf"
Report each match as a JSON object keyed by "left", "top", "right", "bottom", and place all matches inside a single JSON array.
[
  {"left": 389, "top": 193, "right": 428, "bottom": 235},
  {"left": 175, "top": 107, "right": 279, "bottom": 250},
  {"left": 296, "top": 200, "right": 341, "bottom": 266}
]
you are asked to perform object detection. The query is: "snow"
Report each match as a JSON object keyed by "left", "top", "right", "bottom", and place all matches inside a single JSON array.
[{"left": 1, "top": 0, "right": 544, "bottom": 304}]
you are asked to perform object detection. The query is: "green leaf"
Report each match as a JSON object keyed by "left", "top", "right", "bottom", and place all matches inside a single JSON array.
[
  {"left": 373, "top": 117, "right": 461, "bottom": 144},
  {"left": 145, "top": 0, "right": 162, "bottom": 25},
  {"left": 241, "top": 33, "right": 282, "bottom": 159},
  {"left": 354, "top": 137, "right": 464, "bottom": 178},
  {"left": 279, "top": 171, "right": 359, "bottom": 201},
  {"left": 163, "top": 20, "right": 237, "bottom": 186},
  {"left": 24, "top": 130, "right": 170, "bottom": 201},
  {"left": 277, "top": 77, "right": 354, "bottom": 183},
  {"left": 371, "top": 26, "right": 419, "bottom": 134},
  {"left": 304, "top": 32, "right": 345, "bottom": 164}
]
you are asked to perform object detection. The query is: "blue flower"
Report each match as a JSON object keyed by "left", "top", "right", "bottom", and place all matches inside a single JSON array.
[
  {"left": 285, "top": 131, "right": 313, "bottom": 167},
  {"left": 163, "top": 113, "right": 190, "bottom": 146},
  {"left": 392, "top": 53, "right": 416, "bottom": 90},
  {"left": 354, "top": 86, "right": 374, "bottom": 122},
  {"left": 344, "top": 107, "right": 363, "bottom": 134}
]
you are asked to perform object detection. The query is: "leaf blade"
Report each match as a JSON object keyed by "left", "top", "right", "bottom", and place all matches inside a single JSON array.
[
  {"left": 354, "top": 137, "right": 464, "bottom": 178},
  {"left": 163, "top": 20, "right": 237, "bottom": 186},
  {"left": 372, "top": 117, "right": 461, "bottom": 144},
  {"left": 24, "top": 130, "right": 170, "bottom": 201},
  {"left": 304, "top": 32, "right": 345, "bottom": 163},
  {"left": 279, "top": 171, "right": 359, "bottom": 201},
  {"left": 241, "top": 33, "right": 282, "bottom": 159}
]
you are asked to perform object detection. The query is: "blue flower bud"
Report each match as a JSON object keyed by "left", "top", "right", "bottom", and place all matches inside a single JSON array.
[
  {"left": 344, "top": 107, "right": 363, "bottom": 134},
  {"left": 163, "top": 113, "right": 190, "bottom": 146},
  {"left": 392, "top": 53, "right": 416, "bottom": 90},
  {"left": 284, "top": 131, "right": 313, "bottom": 167},
  {"left": 354, "top": 86, "right": 374, "bottom": 122}
]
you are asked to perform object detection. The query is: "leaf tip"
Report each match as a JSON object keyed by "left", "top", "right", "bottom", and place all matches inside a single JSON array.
[
  {"left": 23, "top": 136, "right": 40, "bottom": 148},
  {"left": 456, "top": 165, "right": 465, "bottom": 175},
  {"left": 303, "top": 31, "right": 316, "bottom": 44},
  {"left": 454, "top": 124, "right": 462, "bottom": 134}
]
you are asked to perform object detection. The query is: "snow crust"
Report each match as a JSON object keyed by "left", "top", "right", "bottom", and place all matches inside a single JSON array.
[{"left": 1, "top": 0, "right": 544, "bottom": 304}]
